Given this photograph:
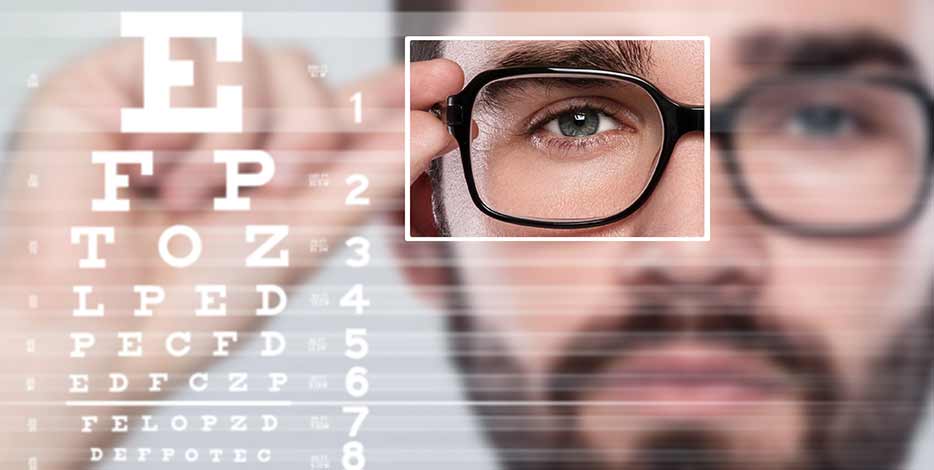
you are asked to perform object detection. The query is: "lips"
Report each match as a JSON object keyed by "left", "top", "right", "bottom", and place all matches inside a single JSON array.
[{"left": 584, "top": 341, "right": 796, "bottom": 414}]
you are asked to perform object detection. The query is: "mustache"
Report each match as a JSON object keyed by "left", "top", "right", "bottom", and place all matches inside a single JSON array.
[{"left": 545, "top": 287, "right": 840, "bottom": 406}]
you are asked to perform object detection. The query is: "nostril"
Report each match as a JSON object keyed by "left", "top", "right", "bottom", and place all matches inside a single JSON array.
[
  {"left": 709, "top": 264, "right": 756, "bottom": 287},
  {"left": 630, "top": 258, "right": 764, "bottom": 290}
]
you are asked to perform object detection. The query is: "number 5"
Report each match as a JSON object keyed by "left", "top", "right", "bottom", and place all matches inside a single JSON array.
[{"left": 345, "top": 328, "right": 368, "bottom": 360}]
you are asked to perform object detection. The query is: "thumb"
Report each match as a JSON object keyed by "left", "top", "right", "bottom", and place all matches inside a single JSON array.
[{"left": 407, "top": 58, "right": 464, "bottom": 185}]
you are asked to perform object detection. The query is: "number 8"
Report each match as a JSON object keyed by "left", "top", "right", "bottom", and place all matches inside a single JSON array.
[{"left": 342, "top": 441, "right": 365, "bottom": 470}]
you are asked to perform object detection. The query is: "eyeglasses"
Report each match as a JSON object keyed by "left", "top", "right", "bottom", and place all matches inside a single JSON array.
[
  {"left": 441, "top": 68, "right": 934, "bottom": 236},
  {"left": 439, "top": 66, "right": 704, "bottom": 229},
  {"left": 715, "top": 74, "right": 934, "bottom": 237}
]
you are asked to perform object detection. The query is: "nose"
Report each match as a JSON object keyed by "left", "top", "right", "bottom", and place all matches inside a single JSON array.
[{"left": 620, "top": 139, "right": 770, "bottom": 292}]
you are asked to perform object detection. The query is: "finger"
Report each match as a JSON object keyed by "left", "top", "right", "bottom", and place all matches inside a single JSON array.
[
  {"left": 261, "top": 47, "right": 344, "bottom": 193},
  {"left": 409, "top": 110, "right": 456, "bottom": 185},
  {"left": 15, "top": 39, "right": 199, "bottom": 197},
  {"left": 331, "top": 64, "right": 406, "bottom": 135},
  {"left": 121, "top": 38, "right": 203, "bottom": 191},
  {"left": 159, "top": 38, "right": 271, "bottom": 211},
  {"left": 409, "top": 58, "right": 464, "bottom": 111},
  {"left": 258, "top": 65, "right": 408, "bottom": 272}
]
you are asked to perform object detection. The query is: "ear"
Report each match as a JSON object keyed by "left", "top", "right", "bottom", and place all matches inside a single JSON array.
[
  {"left": 388, "top": 172, "right": 454, "bottom": 309},
  {"left": 409, "top": 172, "right": 441, "bottom": 238}
]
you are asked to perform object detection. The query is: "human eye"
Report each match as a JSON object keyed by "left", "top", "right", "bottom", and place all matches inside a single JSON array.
[
  {"left": 523, "top": 98, "right": 639, "bottom": 158},
  {"left": 541, "top": 107, "right": 622, "bottom": 138},
  {"left": 783, "top": 103, "right": 866, "bottom": 139}
]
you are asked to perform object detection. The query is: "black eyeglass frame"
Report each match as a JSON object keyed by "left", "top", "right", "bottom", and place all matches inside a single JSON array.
[
  {"left": 712, "top": 73, "right": 934, "bottom": 238},
  {"left": 441, "top": 66, "right": 705, "bottom": 230}
]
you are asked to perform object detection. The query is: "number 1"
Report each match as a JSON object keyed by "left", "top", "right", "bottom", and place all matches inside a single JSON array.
[{"left": 350, "top": 91, "right": 363, "bottom": 124}]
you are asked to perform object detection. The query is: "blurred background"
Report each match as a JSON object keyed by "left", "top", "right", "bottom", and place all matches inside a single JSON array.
[{"left": 0, "top": 1, "right": 930, "bottom": 469}]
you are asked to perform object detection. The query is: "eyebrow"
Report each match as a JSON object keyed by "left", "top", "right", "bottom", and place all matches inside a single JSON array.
[
  {"left": 473, "top": 77, "right": 625, "bottom": 115},
  {"left": 490, "top": 40, "right": 654, "bottom": 76},
  {"left": 737, "top": 30, "right": 919, "bottom": 74}
]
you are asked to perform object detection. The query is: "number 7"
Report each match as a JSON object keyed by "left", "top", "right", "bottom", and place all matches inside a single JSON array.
[{"left": 342, "top": 405, "right": 370, "bottom": 437}]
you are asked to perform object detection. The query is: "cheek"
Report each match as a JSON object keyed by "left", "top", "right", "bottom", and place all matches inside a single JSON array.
[
  {"left": 438, "top": 153, "right": 485, "bottom": 235},
  {"left": 440, "top": 155, "right": 588, "bottom": 237},
  {"left": 767, "top": 223, "right": 934, "bottom": 397},
  {"left": 623, "top": 135, "right": 705, "bottom": 237},
  {"left": 441, "top": 138, "right": 706, "bottom": 238},
  {"left": 454, "top": 243, "right": 627, "bottom": 377}
]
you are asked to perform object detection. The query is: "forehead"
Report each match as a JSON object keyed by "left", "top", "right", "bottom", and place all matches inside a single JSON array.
[
  {"left": 472, "top": 0, "right": 915, "bottom": 28},
  {"left": 445, "top": 1, "right": 927, "bottom": 72},
  {"left": 442, "top": 40, "right": 697, "bottom": 76},
  {"left": 443, "top": 1, "right": 928, "bottom": 98},
  {"left": 441, "top": 40, "right": 705, "bottom": 104}
]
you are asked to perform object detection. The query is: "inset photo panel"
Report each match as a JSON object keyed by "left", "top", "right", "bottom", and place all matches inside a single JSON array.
[{"left": 405, "top": 36, "right": 710, "bottom": 241}]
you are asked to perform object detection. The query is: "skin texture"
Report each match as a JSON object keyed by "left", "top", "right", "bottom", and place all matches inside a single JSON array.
[
  {"left": 401, "top": 1, "right": 934, "bottom": 470},
  {"left": 420, "top": 40, "right": 706, "bottom": 237}
]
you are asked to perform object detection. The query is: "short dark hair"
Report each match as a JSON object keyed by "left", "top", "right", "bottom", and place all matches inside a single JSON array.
[{"left": 410, "top": 40, "right": 443, "bottom": 61}]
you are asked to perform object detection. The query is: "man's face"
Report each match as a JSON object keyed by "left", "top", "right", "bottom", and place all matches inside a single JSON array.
[
  {"left": 420, "top": 1, "right": 934, "bottom": 470},
  {"left": 434, "top": 39, "right": 705, "bottom": 237}
]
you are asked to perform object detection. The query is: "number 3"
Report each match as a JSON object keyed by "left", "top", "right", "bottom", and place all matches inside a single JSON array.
[{"left": 345, "top": 236, "right": 370, "bottom": 268}]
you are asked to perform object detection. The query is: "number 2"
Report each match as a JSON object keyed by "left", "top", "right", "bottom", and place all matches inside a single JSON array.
[{"left": 345, "top": 174, "right": 370, "bottom": 206}]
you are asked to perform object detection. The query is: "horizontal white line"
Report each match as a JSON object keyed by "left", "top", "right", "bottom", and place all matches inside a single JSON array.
[
  {"left": 65, "top": 400, "right": 811, "bottom": 408},
  {"left": 66, "top": 400, "right": 293, "bottom": 407}
]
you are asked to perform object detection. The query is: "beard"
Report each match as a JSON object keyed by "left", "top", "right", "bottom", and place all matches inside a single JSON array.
[{"left": 443, "top": 278, "right": 934, "bottom": 470}]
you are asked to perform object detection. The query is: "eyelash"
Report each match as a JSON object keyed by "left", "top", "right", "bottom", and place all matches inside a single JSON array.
[
  {"left": 523, "top": 101, "right": 633, "bottom": 154},
  {"left": 526, "top": 103, "right": 618, "bottom": 134}
]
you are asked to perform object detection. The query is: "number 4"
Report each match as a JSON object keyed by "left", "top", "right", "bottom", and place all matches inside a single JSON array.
[{"left": 340, "top": 284, "right": 370, "bottom": 315}]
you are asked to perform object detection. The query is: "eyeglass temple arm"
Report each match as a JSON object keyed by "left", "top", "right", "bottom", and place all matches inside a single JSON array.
[
  {"left": 929, "top": 98, "right": 934, "bottom": 155},
  {"left": 676, "top": 105, "right": 705, "bottom": 136}
]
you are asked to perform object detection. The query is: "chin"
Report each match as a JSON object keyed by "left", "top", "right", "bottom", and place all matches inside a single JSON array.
[{"left": 573, "top": 401, "right": 807, "bottom": 470}]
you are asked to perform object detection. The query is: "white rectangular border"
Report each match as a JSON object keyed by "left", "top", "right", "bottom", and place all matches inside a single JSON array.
[{"left": 405, "top": 35, "right": 711, "bottom": 242}]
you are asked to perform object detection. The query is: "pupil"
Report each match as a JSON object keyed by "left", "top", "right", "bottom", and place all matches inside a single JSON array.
[{"left": 558, "top": 109, "right": 600, "bottom": 137}]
